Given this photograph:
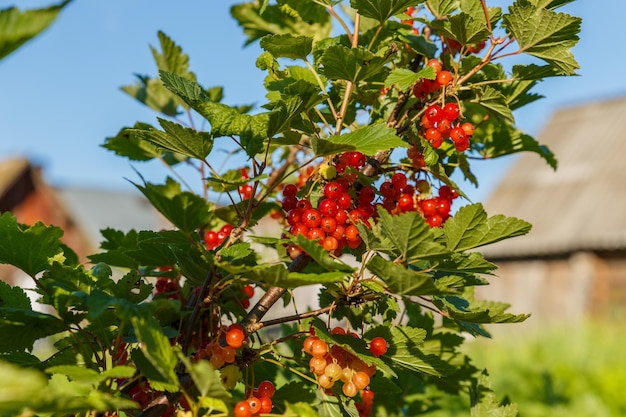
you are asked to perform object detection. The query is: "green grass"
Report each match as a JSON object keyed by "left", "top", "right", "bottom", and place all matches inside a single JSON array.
[{"left": 461, "top": 319, "right": 626, "bottom": 417}]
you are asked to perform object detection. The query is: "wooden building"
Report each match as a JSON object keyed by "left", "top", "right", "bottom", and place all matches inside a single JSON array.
[{"left": 476, "top": 97, "right": 626, "bottom": 329}]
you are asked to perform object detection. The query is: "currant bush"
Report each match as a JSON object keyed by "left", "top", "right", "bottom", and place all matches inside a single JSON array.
[{"left": 0, "top": 2, "right": 581, "bottom": 417}]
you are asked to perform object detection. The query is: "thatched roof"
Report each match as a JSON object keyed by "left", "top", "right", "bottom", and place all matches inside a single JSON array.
[{"left": 481, "top": 97, "right": 626, "bottom": 259}]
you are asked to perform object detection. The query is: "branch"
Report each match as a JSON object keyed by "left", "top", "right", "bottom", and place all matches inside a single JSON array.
[{"left": 240, "top": 253, "right": 310, "bottom": 334}]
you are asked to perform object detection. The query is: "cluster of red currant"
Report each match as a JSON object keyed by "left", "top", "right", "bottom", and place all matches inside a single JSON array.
[
  {"left": 192, "top": 323, "right": 245, "bottom": 367},
  {"left": 281, "top": 152, "right": 374, "bottom": 255},
  {"left": 302, "top": 328, "right": 388, "bottom": 404},
  {"left": 420, "top": 101, "right": 474, "bottom": 152},
  {"left": 233, "top": 380, "right": 275, "bottom": 417},
  {"left": 203, "top": 223, "right": 235, "bottom": 250}
]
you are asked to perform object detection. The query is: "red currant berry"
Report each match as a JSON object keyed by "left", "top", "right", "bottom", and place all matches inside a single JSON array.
[
  {"left": 257, "top": 380, "right": 275, "bottom": 399},
  {"left": 426, "top": 214, "right": 444, "bottom": 227},
  {"left": 420, "top": 199, "right": 437, "bottom": 216},
  {"left": 281, "top": 196, "right": 298, "bottom": 212},
  {"left": 296, "top": 199, "right": 312, "bottom": 211},
  {"left": 358, "top": 185, "right": 376, "bottom": 204},
  {"left": 343, "top": 380, "right": 358, "bottom": 397},
  {"left": 320, "top": 216, "right": 338, "bottom": 234},
  {"left": 234, "top": 400, "right": 252, "bottom": 417},
  {"left": 454, "top": 137, "right": 470, "bottom": 152},
  {"left": 287, "top": 209, "right": 302, "bottom": 226},
  {"left": 322, "top": 236, "right": 339, "bottom": 251},
  {"left": 438, "top": 185, "right": 453, "bottom": 200},
  {"left": 225, "top": 324, "right": 245, "bottom": 349},
  {"left": 242, "top": 284, "right": 254, "bottom": 298},
  {"left": 335, "top": 209, "right": 349, "bottom": 225},
  {"left": 449, "top": 126, "right": 467, "bottom": 143},
  {"left": 425, "top": 58, "right": 442, "bottom": 74},
  {"left": 397, "top": 194, "right": 415, "bottom": 212},
  {"left": 435, "top": 197, "right": 451, "bottom": 216},
  {"left": 424, "top": 127, "right": 442, "bottom": 144},
  {"left": 324, "top": 182, "right": 342, "bottom": 200},
  {"left": 391, "top": 172, "right": 407, "bottom": 189},
  {"left": 307, "top": 227, "right": 325, "bottom": 241},
  {"left": 420, "top": 114, "right": 434, "bottom": 129},
  {"left": 319, "top": 199, "right": 339, "bottom": 218},
  {"left": 352, "top": 371, "right": 371, "bottom": 390},
  {"left": 282, "top": 183, "right": 298, "bottom": 197},
  {"left": 345, "top": 225, "right": 359, "bottom": 241},
  {"left": 443, "top": 102, "right": 460, "bottom": 121},
  {"left": 425, "top": 104, "right": 444, "bottom": 124},
  {"left": 436, "top": 70, "right": 454, "bottom": 86},
  {"left": 379, "top": 181, "right": 399, "bottom": 200},
  {"left": 369, "top": 337, "right": 388, "bottom": 357},
  {"left": 247, "top": 396, "right": 261, "bottom": 414},
  {"left": 259, "top": 396, "right": 273, "bottom": 413},
  {"left": 347, "top": 151, "right": 367, "bottom": 168},
  {"left": 289, "top": 223, "right": 309, "bottom": 236},
  {"left": 460, "top": 122, "right": 475, "bottom": 136},
  {"left": 337, "top": 193, "right": 352, "bottom": 210},
  {"left": 301, "top": 208, "right": 322, "bottom": 228}
]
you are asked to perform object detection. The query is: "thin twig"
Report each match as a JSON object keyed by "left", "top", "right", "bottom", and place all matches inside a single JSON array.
[{"left": 334, "top": 13, "right": 360, "bottom": 134}]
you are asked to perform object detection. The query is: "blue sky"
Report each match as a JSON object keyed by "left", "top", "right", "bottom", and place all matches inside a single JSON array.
[{"left": 1, "top": 1, "right": 624, "bottom": 204}]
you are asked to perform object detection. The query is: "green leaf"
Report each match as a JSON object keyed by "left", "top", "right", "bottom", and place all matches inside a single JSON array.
[
  {"left": 430, "top": 12, "right": 490, "bottom": 45},
  {"left": 473, "top": 86, "right": 515, "bottom": 124},
  {"left": 45, "top": 365, "right": 135, "bottom": 384},
  {"left": 318, "top": 124, "right": 408, "bottom": 157},
  {"left": 0, "top": 1, "right": 68, "bottom": 61},
  {"left": 293, "top": 235, "right": 355, "bottom": 273},
  {"left": 398, "top": 33, "right": 438, "bottom": 58},
  {"left": 192, "top": 102, "right": 269, "bottom": 157},
  {"left": 233, "top": 264, "right": 347, "bottom": 288},
  {"left": 133, "top": 177, "right": 211, "bottom": 234},
  {"left": 0, "top": 213, "right": 64, "bottom": 277},
  {"left": 434, "top": 252, "right": 497, "bottom": 274},
  {"left": 384, "top": 66, "right": 436, "bottom": 91},
  {"left": 0, "top": 308, "right": 66, "bottom": 352},
  {"left": 131, "top": 314, "right": 179, "bottom": 392},
  {"left": 111, "top": 270, "right": 153, "bottom": 303},
  {"left": 0, "top": 281, "right": 30, "bottom": 309},
  {"left": 349, "top": 0, "right": 419, "bottom": 23},
  {"left": 231, "top": 2, "right": 331, "bottom": 45},
  {"left": 260, "top": 33, "right": 313, "bottom": 60},
  {"left": 102, "top": 123, "right": 163, "bottom": 161},
  {"left": 443, "top": 203, "right": 531, "bottom": 252},
  {"left": 319, "top": 45, "right": 386, "bottom": 83},
  {"left": 120, "top": 75, "right": 180, "bottom": 116},
  {"left": 159, "top": 70, "right": 205, "bottom": 103},
  {"left": 178, "top": 354, "right": 229, "bottom": 399},
  {"left": 502, "top": 0, "right": 580, "bottom": 75},
  {"left": 317, "top": 387, "right": 359, "bottom": 417},
  {"left": 426, "top": 0, "right": 459, "bottom": 18},
  {"left": 367, "top": 325, "right": 455, "bottom": 376},
  {"left": 0, "top": 360, "right": 48, "bottom": 415},
  {"left": 127, "top": 118, "right": 213, "bottom": 161},
  {"left": 151, "top": 31, "right": 192, "bottom": 78},
  {"left": 282, "top": 401, "right": 320, "bottom": 417},
  {"left": 267, "top": 96, "right": 308, "bottom": 138},
  {"left": 366, "top": 255, "right": 439, "bottom": 296},
  {"left": 471, "top": 370, "right": 519, "bottom": 417},
  {"left": 376, "top": 207, "right": 450, "bottom": 261}
]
